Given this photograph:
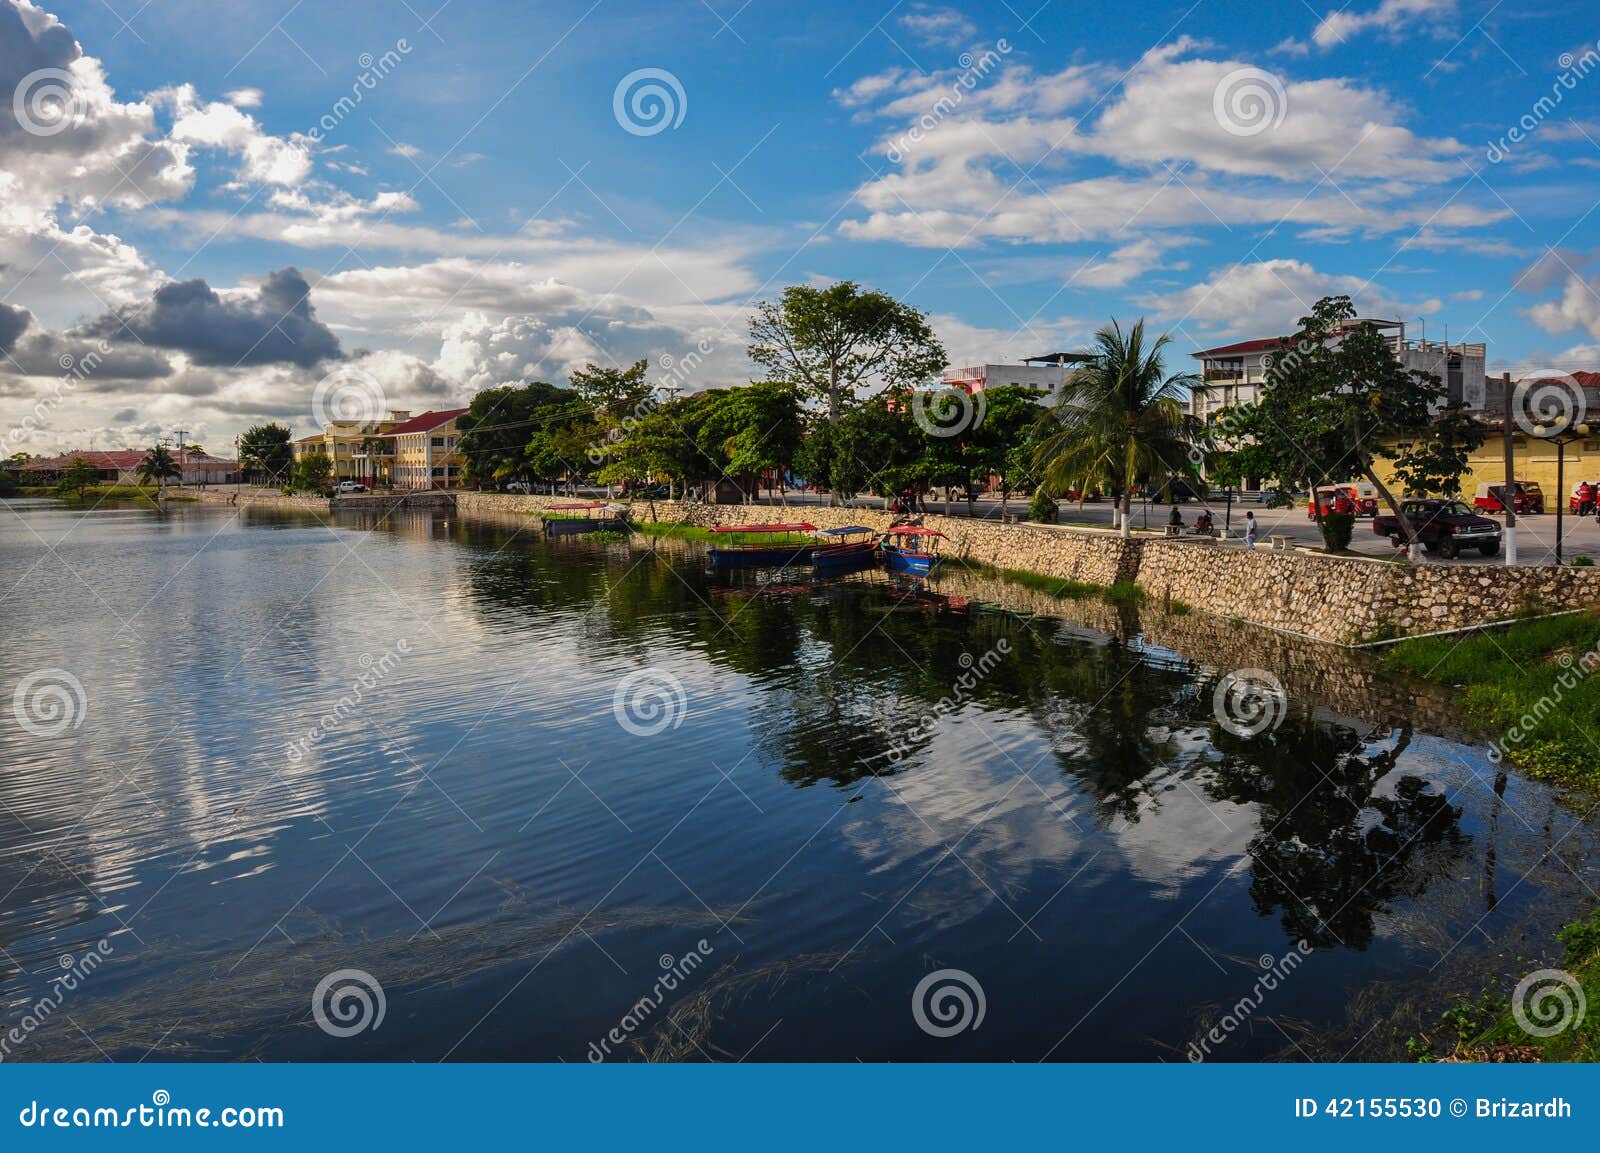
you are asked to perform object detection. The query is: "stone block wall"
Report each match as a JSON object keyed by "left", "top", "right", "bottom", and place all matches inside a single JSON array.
[{"left": 438, "top": 493, "right": 1600, "bottom": 646}]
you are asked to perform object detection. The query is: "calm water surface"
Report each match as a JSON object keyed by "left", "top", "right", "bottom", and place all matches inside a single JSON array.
[{"left": 1, "top": 498, "right": 1595, "bottom": 1061}]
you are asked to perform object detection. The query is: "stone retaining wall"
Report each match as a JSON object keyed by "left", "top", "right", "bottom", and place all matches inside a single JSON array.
[{"left": 311, "top": 491, "right": 1600, "bottom": 646}]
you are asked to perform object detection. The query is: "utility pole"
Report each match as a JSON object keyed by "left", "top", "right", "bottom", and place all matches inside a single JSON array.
[
  {"left": 173, "top": 427, "right": 189, "bottom": 488},
  {"left": 1502, "top": 372, "right": 1517, "bottom": 566}
]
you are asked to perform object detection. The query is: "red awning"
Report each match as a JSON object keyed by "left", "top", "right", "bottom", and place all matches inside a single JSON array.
[{"left": 710, "top": 522, "right": 818, "bottom": 533}]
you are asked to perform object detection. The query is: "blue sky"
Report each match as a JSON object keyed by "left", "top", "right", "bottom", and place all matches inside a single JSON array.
[{"left": 3, "top": 0, "right": 1600, "bottom": 452}]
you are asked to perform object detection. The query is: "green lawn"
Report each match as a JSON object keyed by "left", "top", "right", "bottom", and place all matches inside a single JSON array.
[{"left": 1380, "top": 612, "right": 1600, "bottom": 789}]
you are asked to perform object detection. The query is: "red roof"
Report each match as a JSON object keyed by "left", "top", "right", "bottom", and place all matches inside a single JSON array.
[
  {"left": 19, "top": 450, "right": 235, "bottom": 471},
  {"left": 381, "top": 408, "right": 468, "bottom": 436},
  {"left": 1191, "top": 337, "right": 1288, "bottom": 359}
]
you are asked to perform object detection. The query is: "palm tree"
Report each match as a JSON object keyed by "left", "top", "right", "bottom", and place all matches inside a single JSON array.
[
  {"left": 136, "top": 444, "right": 180, "bottom": 496},
  {"left": 1033, "top": 319, "right": 1201, "bottom": 538}
]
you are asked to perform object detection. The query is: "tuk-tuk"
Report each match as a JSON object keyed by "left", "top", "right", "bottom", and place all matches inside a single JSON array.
[
  {"left": 1308, "top": 484, "right": 1378, "bottom": 519},
  {"left": 1474, "top": 481, "right": 1544, "bottom": 514}
]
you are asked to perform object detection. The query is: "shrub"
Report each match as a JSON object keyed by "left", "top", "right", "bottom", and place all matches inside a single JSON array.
[
  {"left": 1572, "top": 555, "right": 1595, "bottom": 567},
  {"left": 1318, "top": 511, "right": 1355, "bottom": 551},
  {"left": 1029, "top": 489, "right": 1058, "bottom": 523}
]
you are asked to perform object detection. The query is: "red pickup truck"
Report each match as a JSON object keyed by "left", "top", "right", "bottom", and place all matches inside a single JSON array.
[{"left": 1372, "top": 499, "right": 1503, "bottom": 558}]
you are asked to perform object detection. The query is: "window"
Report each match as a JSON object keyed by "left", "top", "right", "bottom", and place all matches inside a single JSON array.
[{"left": 431, "top": 436, "right": 445, "bottom": 447}]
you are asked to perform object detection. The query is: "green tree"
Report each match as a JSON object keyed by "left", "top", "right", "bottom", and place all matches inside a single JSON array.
[
  {"left": 1033, "top": 319, "right": 1201, "bottom": 538},
  {"left": 290, "top": 451, "right": 333, "bottom": 494},
  {"left": 748, "top": 282, "right": 947, "bottom": 424},
  {"left": 136, "top": 444, "right": 180, "bottom": 493},
  {"left": 970, "top": 384, "right": 1043, "bottom": 515},
  {"left": 457, "top": 381, "right": 580, "bottom": 486},
  {"left": 55, "top": 457, "right": 100, "bottom": 501},
  {"left": 820, "top": 392, "right": 923, "bottom": 503},
  {"left": 238, "top": 423, "right": 293, "bottom": 485},
  {"left": 699, "top": 382, "right": 803, "bottom": 503},
  {"left": 1217, "top": 296, "right": 1485, "bottom": 557}
]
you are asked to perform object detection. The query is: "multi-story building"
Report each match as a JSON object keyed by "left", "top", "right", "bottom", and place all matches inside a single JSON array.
[
  {"left": 1191, "top": 320, "right": 1487, "bottom": 420},
  {"left": 942, "top": 352, "right": 1095, "bottom": 400},
  {"left": 290, "top": 412, "right": 411, "bottom": 484},
  {"left": 382, "top": 408, "right": 468, "bottom": 490}
]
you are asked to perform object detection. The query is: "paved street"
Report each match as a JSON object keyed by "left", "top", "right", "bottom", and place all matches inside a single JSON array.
[{"left": 734, "top": 489, "right": 1600, "bottom": 568}]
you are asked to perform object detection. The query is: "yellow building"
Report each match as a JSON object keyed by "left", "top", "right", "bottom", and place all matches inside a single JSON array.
[
  {"left": 381, "top": 408, "right": 468, "bottom": 490},
  {"left": 1375, "top": 416, "right": 1600, "bottom": 506},
  {"left": 291, "top": 412, "right": 411, "bottom": 484}
]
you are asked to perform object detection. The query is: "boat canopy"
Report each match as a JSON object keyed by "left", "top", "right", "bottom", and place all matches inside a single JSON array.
[
  {"left": 886, "top": 524, "right": 948, "bottom": 539},
  {"left": 710, "top": 522, "right": 818, "bottom": 533},
  {"left": 818, "top": 525, "right": 874, "bottom": 536}
]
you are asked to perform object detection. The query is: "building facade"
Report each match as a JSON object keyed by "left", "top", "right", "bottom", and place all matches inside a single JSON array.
[
  {"left": 382, "top": 408, "right": 468, "bottom": 490},
  {"left": 19, "top": 449, "right": 238, "bottom": 485},
  {"left": 1191, "top": 321, "right": 1487, "bottom": 421},
  {"left": 942, "top": 352, "right": 1095, "bottom": 400},
  {"left": 290, "top": 412, "right": 410, "bottom": 484}
]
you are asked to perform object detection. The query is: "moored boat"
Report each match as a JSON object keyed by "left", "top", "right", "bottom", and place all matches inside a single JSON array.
[
  {"left": 706, "top": 522, "right": 819, "bottom": 569},
  {"left": 880, "top": 523, "right": 947, "bottom": 574},
  {"left": 541, "top": 502, "right": 628, "bottom": 535},
  {"left": 811, "top": 525, "right": 880, "bottom": 574}
]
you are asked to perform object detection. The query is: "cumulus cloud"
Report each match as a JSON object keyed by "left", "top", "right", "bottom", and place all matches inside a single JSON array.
[
  {"left": 1528, "top": 273, "right": 1600, "bottom": 341},
  {"left": 836, "top": 40, "right": 1498, "bottom": 272},
  {"left": 1311, "top": 0, "right": 1457, "bottom": 50},
  {"left": 158, "top": 83, "right": 312, "bottom": 186},
  {"left": 1143, "top": 259, "right": 1413, "bottom": 340},
  {"left": 78, "top": 267, "right": 342, "bottom": 367},
  {"left": 0, "top": 0, "right": 193, "bottom": 218}
]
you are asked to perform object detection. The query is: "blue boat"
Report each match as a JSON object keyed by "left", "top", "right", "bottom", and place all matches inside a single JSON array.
[
  {"left": 880, "top": 524, "right": 947, "bottom": 575},
  {"left": 811, "top": 526, "right": 880, "bottom": 574},
  {"left": 706, "top": 522, "right": 819, "bottom": 569}
]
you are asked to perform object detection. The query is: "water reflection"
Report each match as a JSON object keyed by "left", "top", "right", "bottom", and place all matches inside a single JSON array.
[{"left": 0, "top": 501, "right": 1592, "bottom": 1061}]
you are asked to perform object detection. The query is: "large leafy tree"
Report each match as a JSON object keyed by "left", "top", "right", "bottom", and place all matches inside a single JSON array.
[
  {"left": 748, "top": 282, "right": 947, "bottom": 423},
  {"left": 1033, "top": 319, "right": 1201, "bottom": 538},
  {"left": 136, "top": 444, "right": 180, "bottom": 492},
  {"left": 290, "top": 451, "right": 333, "bottom": 494},
  {"left": 55, "top": 457, "right": 100, "bottom": 501},
  {"left": 810, "top": 391, "right": 923, "bottom": 503},
  {"left": 457, "top": 381, "right": 580, "bottom": 485},
  {"left": 1217, "top": 296, "right": 1485, "bottom": 557},
  {"left": 698, "top": 382, "right": 803, "bottom": 502},
  {"left": 238, "top": 423, "right": 293, "bottom": 485}
]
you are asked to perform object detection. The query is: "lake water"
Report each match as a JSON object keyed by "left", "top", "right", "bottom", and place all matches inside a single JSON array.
[{"left": 1, "top": 498, "right": 1594, "bottom": 1062}]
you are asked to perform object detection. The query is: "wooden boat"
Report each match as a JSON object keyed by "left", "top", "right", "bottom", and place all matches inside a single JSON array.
[
  {"left": 706, "top": 522, "right": 819, "bottom": 569},
  {"left": 541, "top": 502, "right": 627, "bottom": 536},
  {"left": 880, "top": 523, "right": 947, "bottom": 575},
  {"left": 811, "top": 525, "right": 880, "bottom": 574}
]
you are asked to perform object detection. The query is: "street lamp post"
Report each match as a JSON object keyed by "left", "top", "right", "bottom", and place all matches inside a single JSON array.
[{"left": 1534, "top": 418, "right": 1589, "bottom": 564}]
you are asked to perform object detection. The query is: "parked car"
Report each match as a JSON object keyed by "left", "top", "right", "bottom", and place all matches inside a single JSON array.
[
  {"left": 1372, "top": 498, "right": 1502, "bottom": 558},
  {"left": 503, "top": 481, "right": 533, "bottom": 494},
  {"left": 628, "top": 483, "right": 671, "bottom": 500},
  {"left": 335, "top": 481, "right": 368, "bottom": 494},
  {"left": 1474, "top": 481, "right": 1544, "bottom": 515}
]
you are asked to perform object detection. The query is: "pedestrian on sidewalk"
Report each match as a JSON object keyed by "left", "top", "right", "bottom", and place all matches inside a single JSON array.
[{"left": 1244, "top": 511, "right": 1258, "bottom": 549}]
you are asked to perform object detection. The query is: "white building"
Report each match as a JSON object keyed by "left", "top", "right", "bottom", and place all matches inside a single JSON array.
[
  {"left": 1191, "top": 320, "right": 1487, "bottom": 420},
  {"left": 942, "top": 352, "right": 1095, "bottom": 401}
]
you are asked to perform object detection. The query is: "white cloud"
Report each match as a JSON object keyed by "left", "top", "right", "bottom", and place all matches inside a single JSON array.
[
  {"left": 1312, "top": 0, "right": 1457, "bottom": 50},
  {"left": 897, "top": 4, "right": 977, "bottom": 49},
  {"left": 1143, "top": 258, "right": 1410, "bottom": 340},
  {"left": 157, "top": 84, "right": 312, "bottom": 187},
  {"left": 225, "top": 88, "right": 262, "bottom": 109},
  {"left": 1528, "top": 273, "right": 1600, "bottom": 341},
  {"left": 389, "top": 142, "right": 423, "bottom": 159}
]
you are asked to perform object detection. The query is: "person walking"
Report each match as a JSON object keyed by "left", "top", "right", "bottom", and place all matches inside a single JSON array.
[{"left": 1244, "top": 511, "right": 1258, "bottom": 549}]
